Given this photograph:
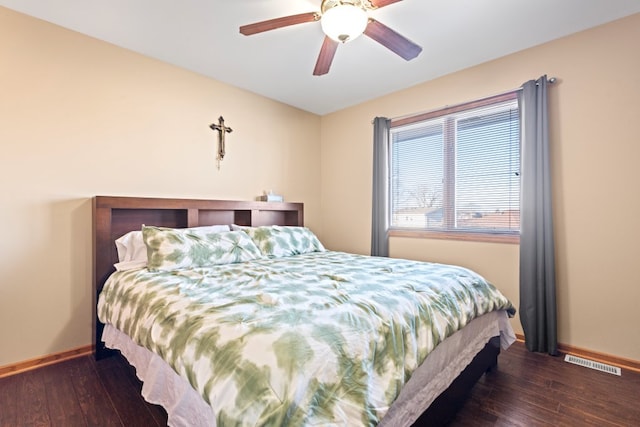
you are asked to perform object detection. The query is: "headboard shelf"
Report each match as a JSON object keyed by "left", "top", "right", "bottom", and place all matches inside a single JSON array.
[{"left": 92, "top": 195, "right": 304, "bottom": 358}]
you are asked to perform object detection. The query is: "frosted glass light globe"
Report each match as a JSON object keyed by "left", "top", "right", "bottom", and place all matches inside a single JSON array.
[{"left": 321, "top": 4, "right": 368, "bottom": 43}]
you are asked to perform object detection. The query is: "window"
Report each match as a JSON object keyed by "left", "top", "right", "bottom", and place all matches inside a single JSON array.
[{"left": 389, "top": 92, "right": 520, "bottom": 242}]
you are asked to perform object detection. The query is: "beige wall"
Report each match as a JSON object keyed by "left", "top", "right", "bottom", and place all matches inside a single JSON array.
[
  {"left": 0, "top": 7, "right": 322, "bottom": 367},
  {"left": 320, "top": 14, "right": 640, "bottom": 361}
]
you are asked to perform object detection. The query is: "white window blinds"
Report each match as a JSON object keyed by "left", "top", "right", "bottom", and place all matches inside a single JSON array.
[{"left": 390, "top": 93, "right": 520, "bottom": 234}]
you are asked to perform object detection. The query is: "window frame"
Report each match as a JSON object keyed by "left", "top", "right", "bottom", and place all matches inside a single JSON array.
[{"left": 388, "top": 91, "right": 520, "bottom": 244}]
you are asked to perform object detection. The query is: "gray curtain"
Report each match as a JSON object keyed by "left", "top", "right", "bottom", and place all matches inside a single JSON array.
[
  {"left": 519, "top": 76, "right": 558, "bottom": 355},
  {"left": 371, "top": 117, "right": 390, "bottom": 257}
]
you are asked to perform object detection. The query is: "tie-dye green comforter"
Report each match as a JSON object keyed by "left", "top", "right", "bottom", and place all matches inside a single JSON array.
[{"left": 97, "top": 251, "right": 515, "bottom": 426}]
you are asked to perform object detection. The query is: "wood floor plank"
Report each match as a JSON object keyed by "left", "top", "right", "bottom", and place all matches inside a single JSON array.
[
  {"left": 96, "top": 359, "right": 163, "bottom": 426},
  {"left": 15, "top": 369, "right": 51, "bottom": 427},
  {"left": 468, "top": 391, "right": 557, "bottom": 427},
  {"left": 68, "top": 356, "right": 123, "bottom": 427},
  {"left": 556, "top": 393, "right": 640, "bottom": 426},
  {"left": 485, "top": 373, "right": 561, "bottom": 414},
  {"left": 43, "top": 359, "right": 87, "bottom": 426},
  {"left": 0, "top": 373, "right": 19, "bottom": 427},
  {"left": 554, "top": 403, "right": 624, "bottom": 427},
  {"left": 550, "top": 373, "right": 640, "bottom": 411}
]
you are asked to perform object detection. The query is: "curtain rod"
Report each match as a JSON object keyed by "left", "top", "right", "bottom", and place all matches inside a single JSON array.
[
  {"left": 384, "top": 76, "right": 558, "bottom": 124},
  {"left": 489, "top": 76, "right": 557, "bottom": 95},
  {"left": 460, "top": 75, "right": 557, "bottom": 102}
]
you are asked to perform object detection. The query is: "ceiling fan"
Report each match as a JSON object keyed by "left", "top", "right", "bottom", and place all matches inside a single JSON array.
[{"left": 239, "top": 0, "right": 422, "bottom": 76}]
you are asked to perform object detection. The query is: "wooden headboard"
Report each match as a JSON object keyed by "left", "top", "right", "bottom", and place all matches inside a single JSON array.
[{"left": 92, "top": 195, "right": 304, "bottom": 358}]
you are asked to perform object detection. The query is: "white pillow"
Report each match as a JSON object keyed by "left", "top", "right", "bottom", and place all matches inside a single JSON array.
[
  {"left": 115, "top": 230, "right": 147, "bottom": 263},
  {"left": 114, "top": 224, "right": 230, "bottom": 271}
]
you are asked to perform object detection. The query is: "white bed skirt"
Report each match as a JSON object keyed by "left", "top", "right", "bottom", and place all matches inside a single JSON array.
[{"left": 102, "top": 310, "right": 515, "bottom": 427}]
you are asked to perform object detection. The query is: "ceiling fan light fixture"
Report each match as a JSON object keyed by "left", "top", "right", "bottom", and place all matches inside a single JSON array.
[
  {"left": 321, "top": 3, "right": 368, "bottom": 43},
  {"left": 240, "top": 0, "right": 422, "bottom": 76}
]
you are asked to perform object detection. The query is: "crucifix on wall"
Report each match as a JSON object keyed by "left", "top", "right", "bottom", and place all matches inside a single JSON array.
[{"left": 209, "top": 116, "right": 233, "bottom": 169}]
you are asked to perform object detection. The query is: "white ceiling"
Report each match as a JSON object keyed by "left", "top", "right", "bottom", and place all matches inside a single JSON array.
[{"left": 2, "top": 0, "right": 639, "bottom": 115}]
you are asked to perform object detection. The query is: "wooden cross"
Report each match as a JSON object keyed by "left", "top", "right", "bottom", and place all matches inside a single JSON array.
[{"left": 209, "top": 116, "right": 233, "bottom": 168}]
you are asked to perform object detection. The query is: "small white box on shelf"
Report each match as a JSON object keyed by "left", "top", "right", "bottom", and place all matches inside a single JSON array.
[{"left": 258, "top": 190, "right": 283, "bottom": 202}]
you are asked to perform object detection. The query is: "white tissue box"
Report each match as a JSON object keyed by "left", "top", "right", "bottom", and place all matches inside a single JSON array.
[{"left": 259, "top": 193, "right": 283, "bottom": 202}]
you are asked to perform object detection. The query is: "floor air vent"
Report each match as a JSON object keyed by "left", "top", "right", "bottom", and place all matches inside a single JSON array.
[{"left": 564, "top": 354, "right": 621, "bottom": 376}]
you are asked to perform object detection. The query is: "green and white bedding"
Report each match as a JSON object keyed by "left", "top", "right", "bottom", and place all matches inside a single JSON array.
[{"left": 98, "top": 251, "right": 514, "bottom": 426}]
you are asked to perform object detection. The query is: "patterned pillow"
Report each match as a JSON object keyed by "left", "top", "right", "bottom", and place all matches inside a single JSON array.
[
  {"left": 242, "top": 226, "right": 325, "bottom": 258},
  {"left": 114, "top": 224, "right": 231, "bottom": 270},
  {"left": 142, "top": 226, "right": 264, "bottom": 271}
]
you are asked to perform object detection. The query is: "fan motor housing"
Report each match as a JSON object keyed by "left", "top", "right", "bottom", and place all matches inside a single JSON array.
[{"left": 321, "top": 0, "right": 372, "bottom": 14}]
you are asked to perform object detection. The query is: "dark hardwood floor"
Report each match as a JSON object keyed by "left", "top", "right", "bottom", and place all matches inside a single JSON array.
[
  {"left": 451, "top": 343, "right": 640, "bottom": 427},
  {"left": 1, "top": 341, "right": 638, "bottom": 426},
  {"left": 0, "top": 352, "right": 168, "bottom": 427}
]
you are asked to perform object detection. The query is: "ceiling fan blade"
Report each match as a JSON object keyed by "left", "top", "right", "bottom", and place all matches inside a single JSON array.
[
  {"left": 313, "top": 36, "right": 339, "bottom": 76},
  {"left": 364, "top": 19, "right": 422, "bottom": 61},
  {"left": 240, "top": 12, "right": 319, "bottom": 36},
  {"left": 369, "top": 0, "right": 403, "bottom": 8}
]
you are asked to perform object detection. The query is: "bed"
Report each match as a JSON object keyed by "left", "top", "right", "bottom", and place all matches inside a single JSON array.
[{"left": 93, "top": 196, "right": 516, "bottom": 426}]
